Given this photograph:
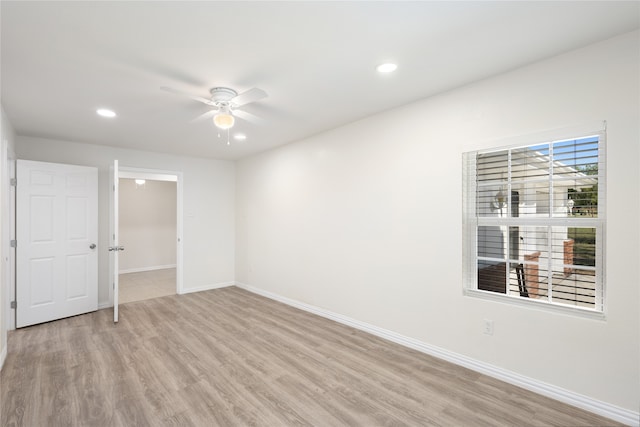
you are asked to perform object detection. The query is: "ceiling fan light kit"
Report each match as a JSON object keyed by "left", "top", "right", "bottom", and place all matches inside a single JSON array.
[{"left": 213, "top": 112, "right": 235, "bottom": 130}]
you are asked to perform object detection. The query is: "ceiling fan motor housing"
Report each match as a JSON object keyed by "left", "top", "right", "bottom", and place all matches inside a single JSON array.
[{"left": 210, "top": 87, "right": 238, "bottom": 104}]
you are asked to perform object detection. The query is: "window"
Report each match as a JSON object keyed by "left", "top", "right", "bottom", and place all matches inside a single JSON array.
[{"left": 463, "top": 131, "right": 605, "bottom": 313}]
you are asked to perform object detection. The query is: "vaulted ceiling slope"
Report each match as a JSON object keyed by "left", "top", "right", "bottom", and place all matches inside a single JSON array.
[{"left": 1, "top": 2, "right": 638, "bottom": 160}]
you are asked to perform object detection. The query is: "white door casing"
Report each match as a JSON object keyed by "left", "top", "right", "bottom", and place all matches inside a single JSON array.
[
  {"left": 3, "top": 141, "right": 16, "bottom": 331},
  {"left": 16, "top": 160, "right": 98, "bottom": 328}
]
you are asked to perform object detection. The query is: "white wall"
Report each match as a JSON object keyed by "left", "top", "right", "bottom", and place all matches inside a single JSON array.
[
  {"left": 119, "top": 178, "right": 177, "bottom": 272},
  {"left": 236, "top": 31, "right": 639, "bottom": 414},
  {"left": 17, "top": 137, "right": 235, "bottom": 306},
  {"left": 0, "top": 107, "right": 17, "bottom": 368}
]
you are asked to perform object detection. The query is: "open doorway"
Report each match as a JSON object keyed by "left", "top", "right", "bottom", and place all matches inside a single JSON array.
[{"left": 117, "top": 169, "right": 181, "bottom": 304}]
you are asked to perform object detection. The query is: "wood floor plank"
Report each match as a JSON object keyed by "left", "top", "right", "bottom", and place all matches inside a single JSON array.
[{"left": 1, "top": 286, "right": 624, "bottom": 426}]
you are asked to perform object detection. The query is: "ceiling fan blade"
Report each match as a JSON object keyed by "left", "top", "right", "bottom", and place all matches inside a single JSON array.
[
  {"left": 231, "top": 88, "right": 267, "bottom": 107},
  {"left": 189, "top": 109, "right": 218, "bottom": 123},
  {"left": 233, "top": 109, "right": 265, "bottom": 125},
  {"left": 160, "top": 86, "right": 215, "bottom": 106}
]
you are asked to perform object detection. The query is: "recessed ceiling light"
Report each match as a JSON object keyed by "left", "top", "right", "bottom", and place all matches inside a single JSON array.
[
  {"left": 376, "top": 63, "right": 398, "bottom": 73},
  {"left": 233, "top": 134, "right": 247, "bottom": 141},
  {"left": 96, "top": 108, "right": 116, "bottom": 118}
]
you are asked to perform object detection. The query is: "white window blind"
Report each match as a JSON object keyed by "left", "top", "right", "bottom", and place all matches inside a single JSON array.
[{"left": 463, "top": 131, "right": 605, "bottom": 313}]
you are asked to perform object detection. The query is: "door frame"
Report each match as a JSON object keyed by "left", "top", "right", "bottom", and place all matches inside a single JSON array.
[
  {"left": 2, "top": 141, "right": 16, "bottom": 331},
  {"left": 109, "top": 166, "right": 184, "bottom": 307}
]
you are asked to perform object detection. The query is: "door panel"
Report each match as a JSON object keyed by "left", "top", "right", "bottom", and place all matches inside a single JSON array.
[
  {"left": 30, "top": 258, "right": 54, "bottom": 305},
  {"left": 16, "top": 160, "right": 98, "bottom": 328},
  {"left": 31, "top": 196, "right": 54, "bottom": 241},
  {"left": 67, "top": 197, "right": 89, "bottom": 239},
  {"left": 67, "top": 254, "right": 89, "bottom": 299}
]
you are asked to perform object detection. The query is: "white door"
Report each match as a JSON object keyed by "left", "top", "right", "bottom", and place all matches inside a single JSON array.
[
  {"left": 110, "top": 160, "right": 122, "bottom": 322},
  {"left": 16, "top": 160, "right": 98, "bottom": 328}
]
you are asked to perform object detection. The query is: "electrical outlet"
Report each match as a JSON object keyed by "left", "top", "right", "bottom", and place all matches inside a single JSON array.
[{"left": 483, "top": 319, "right": 494, "bottom": 335}]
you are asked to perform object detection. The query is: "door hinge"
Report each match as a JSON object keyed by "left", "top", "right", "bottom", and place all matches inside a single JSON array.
[
  {"left": 10, "top": 178, "right": 16, "bottom": 187},
  {"left": 10, "top": 240, "right": 16, "bottom": 248},
  {"left": 10, "top": 301, "right": 16, "bottom": 309}
]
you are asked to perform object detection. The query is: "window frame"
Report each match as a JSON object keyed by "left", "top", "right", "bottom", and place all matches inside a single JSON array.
[{"left": 462, "top": 126, "right": 606, "bottom": 319}]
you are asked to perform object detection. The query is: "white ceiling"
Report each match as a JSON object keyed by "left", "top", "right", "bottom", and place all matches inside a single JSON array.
[{"left": 1, "top": 1, "right": 638, "bottom": 161}]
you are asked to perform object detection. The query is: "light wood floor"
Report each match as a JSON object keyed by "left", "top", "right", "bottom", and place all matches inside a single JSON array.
[
  {"left": 1, "top": 287, "right": 622, "bottom": 426},
  {"left": 119, "top": 268, "right": 176, "bottom": 304}
]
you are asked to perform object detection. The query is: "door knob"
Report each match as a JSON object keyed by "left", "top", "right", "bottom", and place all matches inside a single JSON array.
[{"left": 89, "top": 243, "right": 96, "bottom": 249}]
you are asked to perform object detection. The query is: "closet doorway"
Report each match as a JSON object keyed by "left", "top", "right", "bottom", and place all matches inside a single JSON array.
[{"left": 117, "top": 168, "right": 182, "bottom": 304}]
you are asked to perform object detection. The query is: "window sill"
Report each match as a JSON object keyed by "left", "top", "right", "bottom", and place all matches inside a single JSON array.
[{"left": 463, "top": 288, "right": 606, "bottom": 321}]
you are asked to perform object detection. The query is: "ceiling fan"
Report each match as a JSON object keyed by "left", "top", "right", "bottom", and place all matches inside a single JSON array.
[{"left": 161, "top": 86, "right": 267, "bottom": 130}]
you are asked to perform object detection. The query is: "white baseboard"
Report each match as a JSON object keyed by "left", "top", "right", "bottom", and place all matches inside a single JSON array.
[
  {"left": 180, "top": 281, "right": 234, "bottom": 295},
  {"left": 235, "top": 282, "right": 639, "bottom": 427},
  {"left": 98, "top": 301, "right": 112, "bottom": 310},
  {"left": 119, "top": 264, "right": 176, "bottom": 274},
  {"left": 0, "top": 343, "right": 7, "bottom": 372}
]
